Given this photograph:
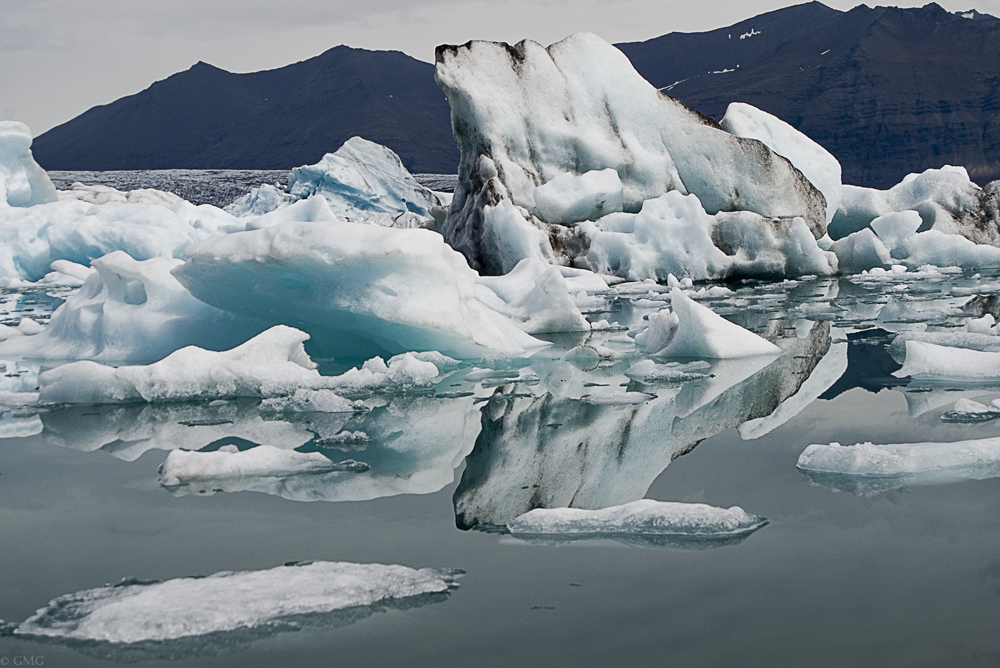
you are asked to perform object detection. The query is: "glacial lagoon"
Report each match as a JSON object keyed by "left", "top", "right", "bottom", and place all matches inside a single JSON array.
[{"left": 1, "top": 195, "right": 999, "bottom": 665}]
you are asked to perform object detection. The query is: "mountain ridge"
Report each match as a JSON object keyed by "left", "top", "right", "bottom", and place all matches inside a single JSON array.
[{"left": 32, "top": 3, "right": 1000, "bottom": 187}]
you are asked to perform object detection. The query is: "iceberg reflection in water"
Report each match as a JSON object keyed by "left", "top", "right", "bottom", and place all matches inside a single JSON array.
[{"left": 3, "top": 561, "right": 460, "bottom": 662}]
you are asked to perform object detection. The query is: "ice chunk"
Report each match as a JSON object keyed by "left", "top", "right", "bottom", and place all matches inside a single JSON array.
[
  {"left": 893, "top": 340, "right": 1000, "bottom": 382},
  {"left": 531, "top": 169, "right": 624, "bottom": 224},
  {"left": 721, "top": 102, "right": 842, "bottom": 223},
  {"left": 581, "top": 191, "right": 834, "bottom": 282},
  {"left": 173, "top": 220, "right": 547, "bottom": 359},
  {"left": 797, "top": 437, "right": 1000, "bottom": 495},
  {"left": 650, "top": 288, "right": 781, "bottom": 359},
  {"left": 159, "top": 444, "right": 367, "bottom": 486},
  {"left": 37, "top": 326, "right": 324, "bottom": 405},
  {"left": 476, "top": 258, "right": 589, "bottom": 333},
  {"left": 941, "top": 397, "right": 1000, "bottom": 422},
  {"left": 0, "top": 251, "right": 263, "bottom": 364},
  {"left": 830, "top": 227, "right": 891, "bottom": 274},
  {"left": 507, "top": 499, "right": 767, "bottom": 538},
  {"left": 10, "top": 561, "right": 459, "bottom": 650},
  {"left": 830, "top": 166, "right": 1000, "bottom": 245},
  {"left": 0, "top": 121, "right": 57, "bottom": 207},
  {"left": 436, "top": 33, "right": 827, "bottom": 274}
]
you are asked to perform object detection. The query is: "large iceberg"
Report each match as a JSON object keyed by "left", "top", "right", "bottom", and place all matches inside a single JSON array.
[
  {"left": 434, "top": 33, "right": 828, "bottom": 277},
  {"left": 720, "top": 102, "right": 843, "bottom": 224},
  {"left": 8, "top": 561, "right": 459, "bottom": 655},
  {"left": 172, "top": 219, "right": 550, "bottom": 359},
  {"left": 0, "top": 121, "right": 58, "bottom": 208}
]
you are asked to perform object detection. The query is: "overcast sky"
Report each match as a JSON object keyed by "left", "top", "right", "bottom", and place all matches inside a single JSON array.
[{"left": 2, "top": 0, "right": 997, "bottom": 136}]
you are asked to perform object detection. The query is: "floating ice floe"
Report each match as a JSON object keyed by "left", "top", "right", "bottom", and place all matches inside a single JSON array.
[
  {"left": 159, "top": 444, "right": 368, "bottom": 487},
  {"left": 227, "top": 137, "right": 448, "bottom": 226},
  {"left": 435, "top": 33, "right": 828, "bottom": 277},
  {"left": 505, "top": 499, "right": 767, "bottom": 548},
  {"left": 259, "top": 388, "right": 366, "bottom": 414},
  {"left": 940, "top": 397, "right": 1000, "bottom": 422},
  {"left": 173, "top": 219, "right": 549, "bottom": 359},
  {"left": 887, "top": 331, "right": 1000, "bottom": 363},
  {"left": 35, "top": 326, "right": 462, "bottom": 405},
  {"left": 797, "top": 437, "right": 1000, "bottom": 495},
  {"left": 0, "top": 121, "right": 58, "bottom": 208},
  {"left": 892, "top": 340, "right": 1000, "bottom": 382},
  {"left": 8, "top": 561, "right": 460, "bottom": 655}
]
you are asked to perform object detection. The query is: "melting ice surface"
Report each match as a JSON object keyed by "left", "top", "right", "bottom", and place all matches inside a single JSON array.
[{"left": 5, "top": 561, "right": 460, "bottom": 661}]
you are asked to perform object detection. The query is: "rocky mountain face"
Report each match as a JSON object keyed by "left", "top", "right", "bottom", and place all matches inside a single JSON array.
[
  {"left": 31, "top": 46, "right": 459, "bottom": 174},
  {"left": 32, "top": 3, "right": 999, "bottom": 187},
  {"left": 618, "top": 2, "right": 1000, "bottom": 188}
]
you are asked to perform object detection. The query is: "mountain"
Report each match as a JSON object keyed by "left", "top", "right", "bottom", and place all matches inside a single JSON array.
[
  {"left": 31, "top": 46, "right": 458, "bottom": 174},
  {"left": 617, "top": 2, "right": 1000, "bottom": 187},
  {"left": 33, "top": 4, "right": 1000, "bottom": 186}
]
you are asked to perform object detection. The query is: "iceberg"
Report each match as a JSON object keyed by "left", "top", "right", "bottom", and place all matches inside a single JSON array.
[
  {"left": 832, "top": 209, "right": 1000, "bottom": 273},
  {"left": 0, "top": 121, "right": 58, "bottom": 207},
  {"left": 9, "top": 561, "right": 459, "bottom": 656},
  {"left": 797, "top": 437, "right": 1000, "bottom": 495},
  {"left": 0, "top": 251, "right": 265, "bottom": 364},
  {"left": 506, "top": 499, "right": 767, "bottom": 540},
  {"left": 829, "top": 165, "right": 1000, "bottom": 244},
  {"left": 434, "top": 33, "right": 827, "bottom": 276},
  {"left": 227, "top": 137, "right": 448, "bottom": 226},
  {"left": 643, "top": 288, "right": 781, "bottom": 359},
  {"left": 720, "top": 102, "right": 843, "bottom": 224},
  {"left": 37, "top": 325, "right": 326, "bottom": 405},
  {"left": 35, "top": 326, "right": 462, "bottom": 405},
  {"left": 172, "top": 219, "right": 548, "bottom": 359}
]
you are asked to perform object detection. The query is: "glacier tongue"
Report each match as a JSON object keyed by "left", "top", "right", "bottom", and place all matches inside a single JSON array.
[{"left": 434, "top": 33, "right": 827, "bottom": 276}]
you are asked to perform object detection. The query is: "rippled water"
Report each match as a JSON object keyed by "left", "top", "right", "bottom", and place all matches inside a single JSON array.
[{"left": 1, "top": 174, "right": 1000, "bottom": 666}]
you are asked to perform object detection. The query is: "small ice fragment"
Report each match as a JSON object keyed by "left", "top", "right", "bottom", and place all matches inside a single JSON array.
[{"left": 507, "top": 499, "right": 767, "bottom": 538}]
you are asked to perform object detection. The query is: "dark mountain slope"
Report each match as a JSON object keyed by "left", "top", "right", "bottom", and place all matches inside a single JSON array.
[
  {"left": 32, "top": 46, "right": 458, "bottom": 173},
  {"left": 618, "top": 3, "right": 1000, "bottom": 187}
]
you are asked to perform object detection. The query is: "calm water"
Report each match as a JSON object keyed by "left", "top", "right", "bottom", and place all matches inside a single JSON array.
[{"left": 1, "top": 175, "right": 999, "bottom": 666}]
